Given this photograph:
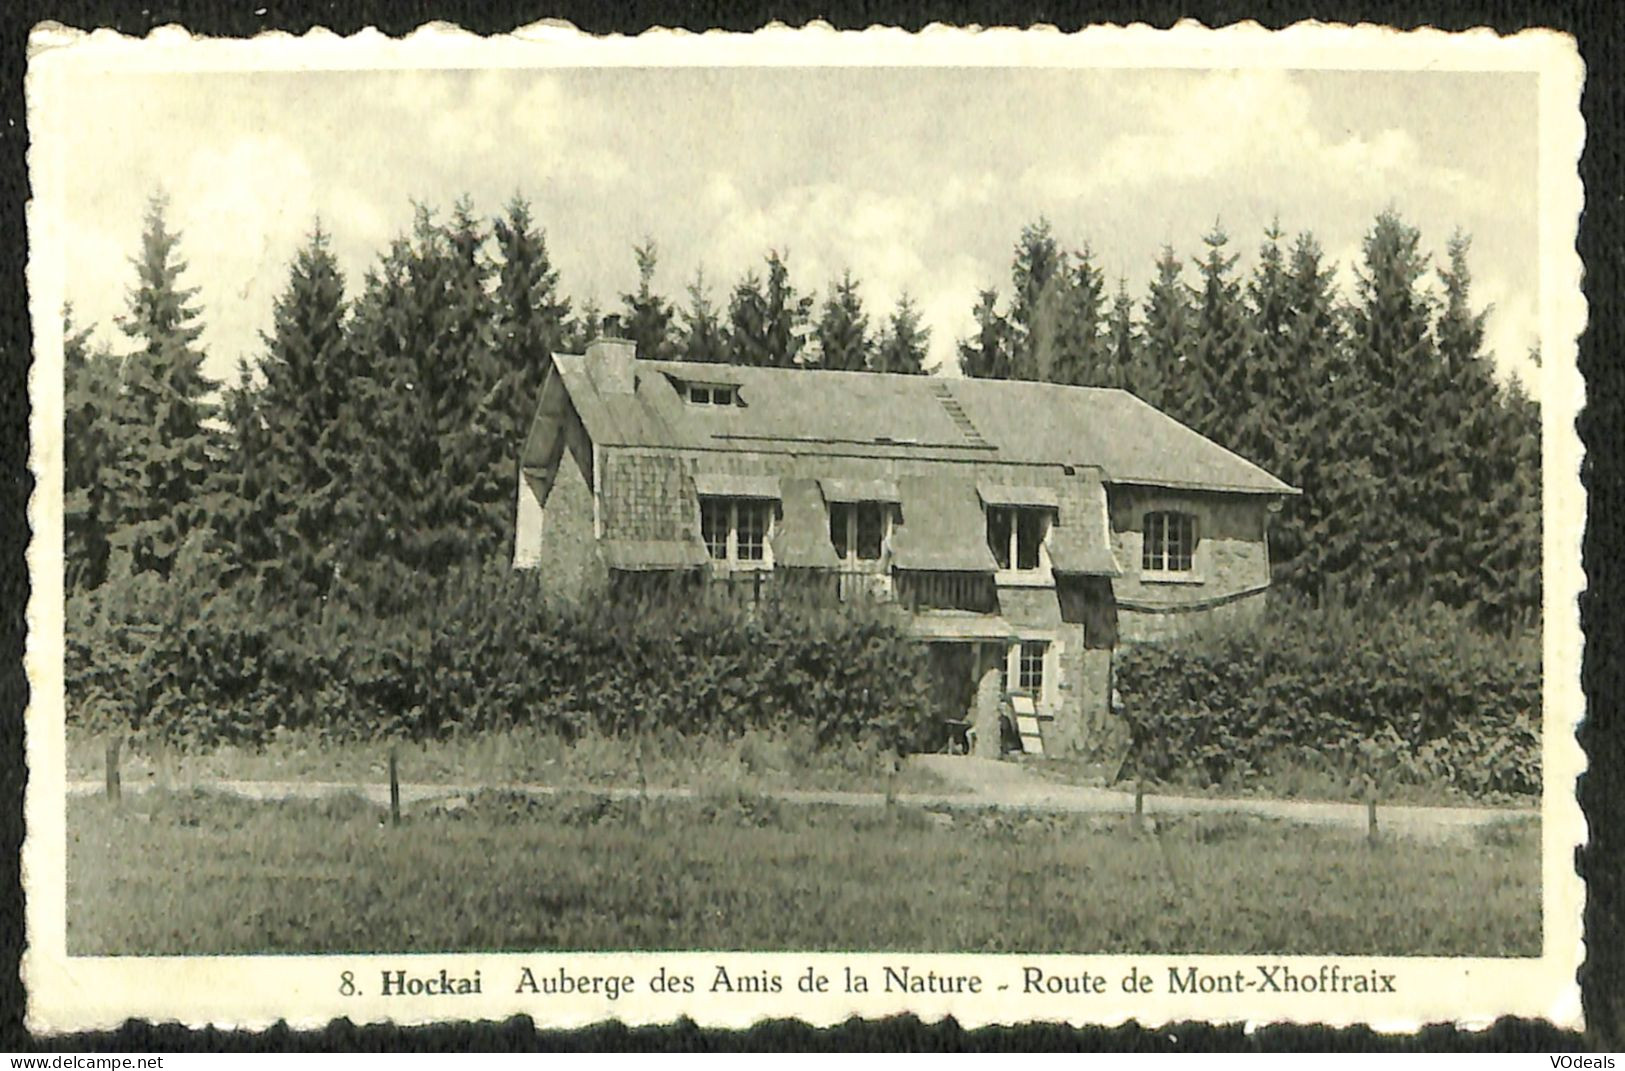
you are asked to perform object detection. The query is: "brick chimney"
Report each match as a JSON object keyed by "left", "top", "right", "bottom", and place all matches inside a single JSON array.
[{"left": 586, "top": 335, "right": 637, "bottom": 395}]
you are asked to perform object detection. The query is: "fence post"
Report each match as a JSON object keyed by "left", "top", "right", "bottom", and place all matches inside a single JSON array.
[
  {"left": 105, "top": 736, "right": 122, "bottom": 805},
  {"left": 389, "top": 744, "right": 401, "bottom": 826},
  {"left": 635, "top": 734, "right": 649, "bottom": 827},
  {"left": 1134, "top": 778, "right": 1144, "bottom": 832},
  {"left": 1365, "top": 781, "right": 1378, "bottom": 846}
]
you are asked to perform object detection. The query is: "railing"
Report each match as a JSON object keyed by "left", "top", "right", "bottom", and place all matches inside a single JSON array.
[
  {"left": 705, "top": 567, "right": 997, "bottom": 612},
  {"left": 708, "top": 567, "right": 890, "bottom": 605},
  {"left": 896, "top": 571, "right": 999, "bottom": 613},
  {"left": 709, "top": 567, "right": 776, "bottom": 605},
  {"left": 836, "top": 569, "right": 894, "bottom": 603}
]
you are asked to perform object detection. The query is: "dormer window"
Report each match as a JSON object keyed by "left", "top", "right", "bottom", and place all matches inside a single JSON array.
[
  {"left": 818, "top": 479, "right": 902, "bottom": 567},
  {"left": 987, "top": 506, "right": 1052, "bottom": 572},
  {"left": 687, "top": 383, "right": 737, "bottom": 407},
  {"left": 976, "top": 484, "right": 1059, "bottom": 577},
  {"left": 701, "top": 498, "right": 772, "bottom": 565},
  {"left": 829, "top": 502, "right": 893, "bottom": 563}
]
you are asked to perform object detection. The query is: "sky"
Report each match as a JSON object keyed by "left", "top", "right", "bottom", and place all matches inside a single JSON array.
[{"left": 50, "top": 64, "right": 1540, "bottom": 393}]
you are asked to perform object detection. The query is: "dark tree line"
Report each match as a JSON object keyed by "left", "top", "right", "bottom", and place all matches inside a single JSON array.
[
  {"left": 64, "top": 194, "right": 1540, "bottom": 633},
  {"left": 581, "top": 240, "right": 932, "bottom": 375},
  {"left": 64, "top": 194, "right": 931, "bottom": 604},
  {"left": 957, "top": 214, "right": 1541, "bottom": 631}
]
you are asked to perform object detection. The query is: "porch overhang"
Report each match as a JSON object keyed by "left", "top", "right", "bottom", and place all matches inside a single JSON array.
[
  {"left": 692, "top": 473, "right": 781, "bottom": 499},
  {"left": 907, "top": 613, "right": 1019, "bottom": 643},
  {"left": 819, "top": 477, "right": 902, "bottom": 503},
  {"left": 599, "top": 538, "right": 710, "bottom": 571},
  {"left": 976, "top": 482, "right": 1060, "bottom": 509}
]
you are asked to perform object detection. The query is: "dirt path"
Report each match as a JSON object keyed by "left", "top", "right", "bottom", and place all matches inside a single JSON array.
[
  {"left": 65, "top": 755, "right": 1534, "bottom": 842},
  {"left": 910, "top": 754, "right": 1537, "bottom": 842}
]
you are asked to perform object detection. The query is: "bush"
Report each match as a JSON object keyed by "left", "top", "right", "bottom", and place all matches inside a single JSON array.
[
  {"left": 1114, "top": 602, "right": 1541, "bottom": 798},
  {"left": 65, "top": 553, "right": 937, "bottom": 754}
]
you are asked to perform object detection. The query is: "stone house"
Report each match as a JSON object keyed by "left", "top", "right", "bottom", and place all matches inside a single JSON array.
[{"left": 514, "top": 337, "right": 1298, "bottom": 760}]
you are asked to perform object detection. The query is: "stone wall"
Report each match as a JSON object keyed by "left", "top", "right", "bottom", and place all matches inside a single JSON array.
[
  {"left": 1116, "top": 591, "right": 1267, "bottom": 643},
  {"left": 1045, "top": 644, "right": 1121, "bottom": 762},
  {"left": 529, "top": 446, "right": 604, "bottom": 599},
  {"left": 554, "top": 444, "right": 1280, "bottom": 757},
  {"left": 1107, "top": 486, "right": 1273, "bottom": 643}
]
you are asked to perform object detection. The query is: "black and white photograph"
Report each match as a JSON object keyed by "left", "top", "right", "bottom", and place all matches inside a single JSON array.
[{"left": 23, "top": 23, "right": 1585, "bottom": 1032}]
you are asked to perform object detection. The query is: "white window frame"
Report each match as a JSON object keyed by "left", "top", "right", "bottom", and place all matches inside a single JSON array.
[
  {"left": 987, "top": 505, "right": 1054, "bottom": 579},
  {"left": 828, "top": 501, "right": 895, "bottom": 565},
  {"left": 1007, "top": 638, "right": 1050, "bottom": 704},
  {"left": 1141, "top": 510, "right": 1201, "bottom": 582},
  {"left": 686, "top": 382, "right": 738, "bottom": 407},
  {"left": 700, "top": 496, "right": 774, "bottom": 569}
]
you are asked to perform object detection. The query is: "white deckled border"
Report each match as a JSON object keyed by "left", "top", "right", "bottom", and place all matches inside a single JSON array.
[{"left": 22, "top": 18, "right": 1588, "bottom": 1036}]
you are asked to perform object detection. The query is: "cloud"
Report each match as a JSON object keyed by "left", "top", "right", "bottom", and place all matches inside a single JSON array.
[{"left": 50, "top": 65, "right": 1540, "bottom": 401}]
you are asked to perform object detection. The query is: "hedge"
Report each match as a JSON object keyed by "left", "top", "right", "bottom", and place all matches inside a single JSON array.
[
  {"left": 1114, "top": 603, "right": 1541, "bottom": 797},
  {"left": 65, "top": 550, "right": 938, "bottom": 753}
]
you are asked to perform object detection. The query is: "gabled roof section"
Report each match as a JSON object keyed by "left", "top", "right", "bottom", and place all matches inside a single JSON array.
[{"left": 547, "top": 353, "right": 1298, "bottom": 495}]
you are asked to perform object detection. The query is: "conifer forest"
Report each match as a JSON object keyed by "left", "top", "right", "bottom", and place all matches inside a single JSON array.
[{"left": 64, "top": 195, "right": 1541, "bottom": 633}]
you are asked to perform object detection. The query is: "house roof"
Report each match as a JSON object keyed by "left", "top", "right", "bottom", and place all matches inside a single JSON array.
[
  {"left": 549, "top": 353, "right": 1298, "bottom": 495},
  {"left": 890, "top": 476, "right": 1000, "bottom": 572}
]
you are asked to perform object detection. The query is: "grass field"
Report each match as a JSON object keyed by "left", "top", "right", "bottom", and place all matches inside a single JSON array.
[
  {"left": 1028, "top": 752, "right": 1537, "bottom": 809},
  {"left": 65, "top": 724, "right": 954, "bottom": 796},
  {"left": 68, "top": 788, "right": 1540, "bottom": 957}
]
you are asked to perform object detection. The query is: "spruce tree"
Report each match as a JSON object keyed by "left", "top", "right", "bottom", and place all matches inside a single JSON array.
[
  {"left": 725, "top": 269, "right": 768, "bottom": 366},
  {"left": 620, "top": 239, "right": 675, "bottom": 361},
  {"left": 492, "top": 195, "right": 570, "bottom": 426},
  {"left": 676, "top": 268, "right": 728, "bottom": 363},
  {"left": 1049, "top": 245, "right": 1109, "bottom": 387},
  {"left": 1104, "top": 279, "right": 1139, "bottom": 392},
  {"left": 815, "top": 270, "right": 872, "bottom": 372},
  {"left": 569, "top": 298, "right": 604, "bottom": 351},
  {"left": 1242, "top": 221, "right": 1291, "bottom": 470},
  {"left": 1008, "top": 219, "right": 1066, "bottom": 381},
  {"left": 216, "top": 223, "right": 357, "bottom": 597},
  {"left": 1187, "top": 221, "right": 1254, "bottom": 444},
  {"left": 1492, "top": 365, "right": 1542, "bottom": 631},
  {"left": 445, "top": 198, "right": 513, "bottom": 560},
  {"left": 726, "top": 251, "right": 813, "bottom": 367},
  {"left": 1257, "top": 230, "right": 1368, "bottom": 602},
  {"left": 1346, "top": 210, "right": 1440, "bottom": 601},
  {"left": 346, "top": 202, "right": 507, "bottom": 580},
  {"left": 213, "top": 356, "right": 278, "bottom": 582},
  {"left": 62, "top": 305, "right": 124, "bottom": 590},
  {"left": 871, "top": 292, "right": 931, "bottom": 375},
  {"left": 109, "top": 194, "right": 219, "bottom": 579},
  {"left": 1239, "top": 223, "right": 1301, "bottom": 585},
  {"left": 957, "top": 289, "right": 1014, "bottom": 380},
  {"left": 1138, "top": 246, "right": 1195, "bottom": 415},
  {"left": 1435, "top": 231, "right": 1536, "bottom": 627}
]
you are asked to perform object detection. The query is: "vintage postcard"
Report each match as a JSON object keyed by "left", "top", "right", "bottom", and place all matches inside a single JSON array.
[{"left": 23, "top": 21, "right": 1586, "bottom": 1034}]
